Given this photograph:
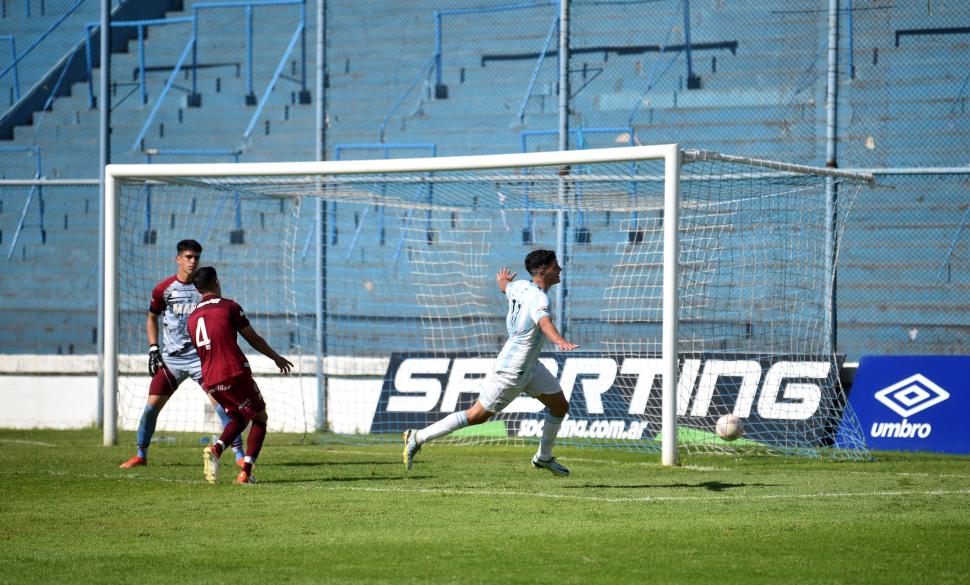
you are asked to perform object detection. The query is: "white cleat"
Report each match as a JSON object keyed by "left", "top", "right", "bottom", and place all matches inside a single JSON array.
[
  {"left": 403, "top": 429, "right": 421, "bottom": 471},
  {"left": 203, "top": 446, "right": 220, "bottom": 484},
  {"left": 532, "top": 455, "right": 570, "bottom": 477}
]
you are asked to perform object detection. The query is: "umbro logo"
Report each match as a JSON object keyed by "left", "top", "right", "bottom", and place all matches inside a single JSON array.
[{"left": 874, "top": 373, "right": 950, "bottom": 418}]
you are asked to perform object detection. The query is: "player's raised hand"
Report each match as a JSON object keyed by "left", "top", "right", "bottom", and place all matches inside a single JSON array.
[
  {"left": 496, "top": 267, "right": 517, "bottom": 283},
  {"left": 274, "top": 356, "right": 294, "bottom": 374}
]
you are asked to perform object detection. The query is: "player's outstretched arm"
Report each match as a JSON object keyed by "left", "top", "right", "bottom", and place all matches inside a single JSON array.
[
  {"left": 496, "top": 267, "right": 516, "bottom": 293},
  {"left": 537, "top": 316, "right": 579, "bottom": 351},
  {"left": 239, "top": 325, "right": 294, "bottom": 374}
]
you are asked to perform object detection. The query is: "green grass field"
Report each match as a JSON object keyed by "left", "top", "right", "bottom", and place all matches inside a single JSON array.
[{"left": 2, "top": 428, "right": 968, "bottom": 585}]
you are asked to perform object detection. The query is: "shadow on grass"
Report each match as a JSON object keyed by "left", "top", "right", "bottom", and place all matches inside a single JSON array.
[
  {"left": 260, "top": 474, "right": 434, "bottom": 484},
  {"left": 154, "top": 460, "right": 400, "bottom": 469},
  {"left": 274, "top": 460, "right": 400, "bottom": 467},
  {"left": 567, "top": 481, "right": 781, "bottom": 492}
]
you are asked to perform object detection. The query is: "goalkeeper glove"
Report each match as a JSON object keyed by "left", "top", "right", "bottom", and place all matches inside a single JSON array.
[{"left": 148, "top": 344, "right": 164, "bottom": 377}]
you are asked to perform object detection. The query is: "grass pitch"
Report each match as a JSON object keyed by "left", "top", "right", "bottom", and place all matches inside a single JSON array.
[{"left": 1, "top": 429, "right": 968, "bottom": 585}]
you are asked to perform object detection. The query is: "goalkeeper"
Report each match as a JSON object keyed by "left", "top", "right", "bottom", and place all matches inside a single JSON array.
[
  {"left": 404, "top": 249, "right": 578, "bottom": 476},
  {"left": 119, "top": 240, "right": 245, "bottom": 469}
]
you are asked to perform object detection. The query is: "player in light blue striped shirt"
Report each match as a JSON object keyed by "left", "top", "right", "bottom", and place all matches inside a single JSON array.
[{"left": 404, "top": 249, "right": 578, "bottom": 476}]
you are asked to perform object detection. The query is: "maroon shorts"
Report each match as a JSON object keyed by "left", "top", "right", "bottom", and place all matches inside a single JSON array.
[
  {"left": 148, "top": 353, "right": 203, "bottom": 397},
  {"left": 206, "top": 373, "right": 266, "bottom": 420},
  {"left": 148, "top": 366, "right": 178, "bottom": 397}
]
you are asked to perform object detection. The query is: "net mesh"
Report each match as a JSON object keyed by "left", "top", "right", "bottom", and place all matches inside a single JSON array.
[{"left": 114, "top": 150, "right": 870, "bottom": 459}]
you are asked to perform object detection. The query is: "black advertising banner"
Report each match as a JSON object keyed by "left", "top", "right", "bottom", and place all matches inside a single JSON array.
[{"left": 374, "top": 352, "right": 847, "bottom": 447}]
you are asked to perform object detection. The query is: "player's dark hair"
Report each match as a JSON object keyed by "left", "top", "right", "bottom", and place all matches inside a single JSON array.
[
  {"left": 525, "top": 249, "right": 557, "bottom": 276},
  {"left": 191, "top": 266, "right": 218, "bottom": 293},
  {"left": 176, "top": 239, "right": 203, "bottom": 255}
]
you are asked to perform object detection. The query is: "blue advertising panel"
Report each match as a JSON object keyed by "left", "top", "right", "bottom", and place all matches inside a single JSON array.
[{"left": 844, "top": 356, "right": 970, "bottom": 454}]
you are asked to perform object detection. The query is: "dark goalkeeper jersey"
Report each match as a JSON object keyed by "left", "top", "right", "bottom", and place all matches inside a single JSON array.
[{"left": 187, "top": 294, "right": 252, "bottom": 388}]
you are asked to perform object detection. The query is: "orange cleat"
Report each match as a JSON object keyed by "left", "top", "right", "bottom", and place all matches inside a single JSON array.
[
  {"left": 235, "top": 470, "right": 257, "bottom": 485},
  {"left": 236, "top": 458, "right": 245, "bottom": 469},
  {"left": 119, "top": 456, "right": 147, "bottom": 469}
]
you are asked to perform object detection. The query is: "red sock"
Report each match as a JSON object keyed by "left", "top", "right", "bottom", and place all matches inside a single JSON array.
[
  {"left": 242, "top": 461, "right": 253, "bottom": 474},
  {"left": 217, "top": 415, "right": 247, "bottom": 456},
  {"left": 246, "top": 418, "right": 267, "bottom": 462}
]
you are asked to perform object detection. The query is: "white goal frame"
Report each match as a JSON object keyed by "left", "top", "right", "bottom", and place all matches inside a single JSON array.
[{"left": 102, "top": 144, "right": 871, "bottom": 464}]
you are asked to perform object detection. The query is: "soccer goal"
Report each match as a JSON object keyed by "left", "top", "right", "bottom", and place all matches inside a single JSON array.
[{"left": 102, "top": 144, "right": 872, "bottom": 463}]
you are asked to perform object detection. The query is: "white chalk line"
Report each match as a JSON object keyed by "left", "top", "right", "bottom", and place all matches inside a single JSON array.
[{"left": 0, "top": 438, "right": 56, "bottom": 447}]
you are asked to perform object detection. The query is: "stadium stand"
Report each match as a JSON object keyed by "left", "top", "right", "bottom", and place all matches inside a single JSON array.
[{"left": 0, "top": 0, "right": 967, "bottom": 358}]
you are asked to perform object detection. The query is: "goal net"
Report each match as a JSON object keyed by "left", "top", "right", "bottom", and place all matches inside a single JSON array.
[{"left": 103, "top": 145, "right": 871, "bottom": 461}]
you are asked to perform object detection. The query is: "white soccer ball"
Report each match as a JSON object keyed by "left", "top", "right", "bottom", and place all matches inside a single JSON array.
[{"left": 715, "top": 414, "right": 743, "bottom": 441}]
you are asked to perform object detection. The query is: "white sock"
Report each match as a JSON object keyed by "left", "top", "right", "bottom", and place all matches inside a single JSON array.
[
  {"left": 415, "top": 411, "right": 469, "bottom": 445},
  {"left": 537, "top": 414, "right": 564, "bottom": 460}
]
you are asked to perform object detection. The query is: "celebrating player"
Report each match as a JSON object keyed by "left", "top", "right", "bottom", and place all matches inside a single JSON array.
[
  {"left": 119, "top": 240, "right": 245, "bottom": 469},
  {"left": 188, "top": 266, "right": 293, "bottom": 484},
  {"left": 403, "top": 249, "right": 578, "bottom": 476}
]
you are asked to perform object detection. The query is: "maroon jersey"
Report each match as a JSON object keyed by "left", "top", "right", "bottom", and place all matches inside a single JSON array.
[{"left": 187, "top": 294, "right": 252, "bottom": 388}]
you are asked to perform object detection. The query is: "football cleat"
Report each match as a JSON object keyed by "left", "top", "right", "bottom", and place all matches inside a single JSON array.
[
  {"left": 403, "top": 429, "right": 421, "bottom": 471},
  {"left": 532, "top": 455, "right": 570, "bottom": 477},
  {"left": 236, "top": 457, "right": 245, "bottom": 469},
  {"left": 235, "top": 470, "right": 257, "bottom": 485},
  {"left": 119, "top": 456, "right": 147, "bottom": 469},
  {"left": 202, "top": 446, "right": 220, "bottom": 484}
]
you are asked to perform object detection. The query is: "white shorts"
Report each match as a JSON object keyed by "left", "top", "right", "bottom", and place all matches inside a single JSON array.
[{"left": 478, "top": 361, "right": 562, "bottom": 414}]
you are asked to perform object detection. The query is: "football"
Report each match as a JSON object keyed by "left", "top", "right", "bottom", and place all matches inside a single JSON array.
[{"left": 716, "top": 414, "right": 743, "bottom": 441}]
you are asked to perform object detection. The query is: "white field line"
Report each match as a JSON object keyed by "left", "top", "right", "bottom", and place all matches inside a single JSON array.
[
  {"left": 893, "top": 472, "right": 970, "bottom": 479},
  {"left": 3, "top": 469, "right": 968, "bottom": 503},
  {"left": 847, "top": 471, "right": 970, "bottom": 480},
  {"left": 0, "top": 438, "right": 56, "bottom": 447}
]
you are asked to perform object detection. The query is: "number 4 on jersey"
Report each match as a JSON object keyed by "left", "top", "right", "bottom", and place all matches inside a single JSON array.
[{"left": 194, "top": 317, "right": 211, "bottom": 349}]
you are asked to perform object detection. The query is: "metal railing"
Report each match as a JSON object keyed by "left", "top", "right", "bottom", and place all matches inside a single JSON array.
[
  {"left": 377, "top": 55, "right": 435, "bottom": 142},
  {"left": 83, "top": 16, "right": 193, "bottom": 110},
  {"left": 0, "top": 0, "right": 87, "bottom": 107},
  {"left": 191, "top": 0, "right": 307, "bottom": 107},
  {"left": 0, "top": 145, "right": 44, "bottom": 260},
  {"left": 433, "top": 1, "right": 556, "bottom": 99},
  {"left": 325, "top": 143, "right": 438, "bottom": 263},
  {"left": 142, "top": 148, "right": 244, "bottom": 243},
  {"left": 519, "top": 127, "right": 636, "bottom": 243},
  {"left": 0, "top": 35, "right": 21, "bottom": 104},
  {"left": 78, "top": 1, "right": 308, "bottom": 149}
]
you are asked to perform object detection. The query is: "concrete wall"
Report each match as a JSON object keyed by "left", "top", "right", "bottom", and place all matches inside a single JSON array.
[{"left": 0, "top": 355, "right": 384, "bottom": 433}]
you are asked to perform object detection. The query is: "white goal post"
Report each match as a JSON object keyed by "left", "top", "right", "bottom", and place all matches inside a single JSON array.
[{"left": 102, "top": 144, "right": 872, "bottom": 464}]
